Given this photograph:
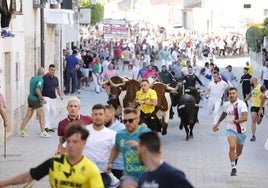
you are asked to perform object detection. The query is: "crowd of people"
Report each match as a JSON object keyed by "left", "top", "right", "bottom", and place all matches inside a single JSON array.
[{"left": 0, "top": 21, "right": 268, "bottom": 186}]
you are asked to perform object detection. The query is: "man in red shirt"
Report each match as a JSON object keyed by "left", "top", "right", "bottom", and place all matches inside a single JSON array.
[{"left": 57, "top": 97, "right": 92, "bottom": 154}]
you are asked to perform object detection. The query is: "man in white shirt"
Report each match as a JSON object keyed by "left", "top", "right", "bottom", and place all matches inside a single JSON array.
[
  {"left": 83, "top": 104, "right": 119, "bottom": 187},
  {"left": 201, "top": 71, "right": 229, "bottom": 124},
  {"left": 261, "top": 61, "right": 268, "bottom": 89},
  {"left": 213, "top": 87, "right": 248, "bottom": 176}
]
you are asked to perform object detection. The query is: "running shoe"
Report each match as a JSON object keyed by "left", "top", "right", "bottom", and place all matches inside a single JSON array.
[
  {"left": 250, "top": 135, "right": 256, "bottom": 142},
  {"left": 230, "top": 168, "right": 237, "bottom": 176},
  {"left": 40, "top": 131, "right": 51, "bottom": 138},
  {"left": 17, "top": 130, "right": 28, "bottom": 137}
]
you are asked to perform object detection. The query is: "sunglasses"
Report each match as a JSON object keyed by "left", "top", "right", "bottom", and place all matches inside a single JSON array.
[{"left": 122, "top": 118, "right": 137, "bottom": 124}]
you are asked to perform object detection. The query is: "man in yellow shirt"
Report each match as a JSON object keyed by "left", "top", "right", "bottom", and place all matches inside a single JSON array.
[
  {"left": 244, "top": 77, "right": 266, "bottom": 142},
  {"left": 136, "top": 79, "right": 161, "bottom": 132},
  {"left": 0, "top": 122, "right": 104, "bottom": 188}
]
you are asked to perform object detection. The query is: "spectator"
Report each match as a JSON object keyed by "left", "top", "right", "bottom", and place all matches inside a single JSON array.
[
  {"left": 0, "top": 7, "right": 15, "bottom": 38},
  {"left": 17, "top": 67, "right": 51, "bottom": 138},
  {"left": 42, "top": 64, "right": 63, "bottom": 132},
  {"left": 64, "top": 49, "right": 79, "bottom": 95}
]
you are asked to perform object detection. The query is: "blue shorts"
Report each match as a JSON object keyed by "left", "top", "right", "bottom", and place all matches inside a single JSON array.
[{"left": 226, "top": 129, "right": 247, "bottom": 145}]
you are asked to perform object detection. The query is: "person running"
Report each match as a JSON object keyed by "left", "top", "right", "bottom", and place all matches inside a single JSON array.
[
  {"left": 57, "top": 97, "right": 92, "bottom": 154},
  {"left": 17, "top": 67, "right": 51, "bottom": 138},
  {"left": 106, "top": 108, "right": 151, "bottom": 188},
  {"left": 0, "top": 122, "right": 104, "bottom": 188},
  {"left": 83, "top": 104, "right": 120, "bottom": 188},
  {"left": 42, "top": 64, "right": 63, "bottom": 132},
  {"left": 136, "top": 79, "right": 161, "bottom": 132},
  {"left": 104, "top": 105, "right": 125, "bottom": 180},
  {"left": 136, "top": 132, "right": 194, "bottom": 188},
  {"left": 201, "top": 71, "right": 229, "bottom": 125},
  {"left": 244, "top": 77, "right": 266, "bottom": 141},
  {"left": 213, "top": 87, "right": 248, "bottom": 176},
  {"left": 240, "top": 67, "right": 252, "bottom": 106}
]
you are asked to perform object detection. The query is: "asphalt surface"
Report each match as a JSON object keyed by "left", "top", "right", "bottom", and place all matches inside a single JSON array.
[{"left": 0, "top": 56, "right": 268, "bottom": 188}]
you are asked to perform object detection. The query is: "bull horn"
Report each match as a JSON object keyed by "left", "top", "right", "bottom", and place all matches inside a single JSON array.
[
  {"left": 178, "top": 104, "right": 185, "bottom": 109},
  {"left": 166, "top": 82, "right": 181, "bottom": 92},
  {"left": 98, "top": 79, "right": 110, "bottom": 86},
  {"left": 149, "top": 78, "right": 157, "bottom": 87},
  {"left": 195, "top": 104, "right": 203, "bottom": 108},
  {"left": 122, "top": 77, "right": 129, "bottom": 82},
  {"left": 185, "top": 89, "right": 190, "bottom": 93},
  {"left": 109, "top": 78, "right": 126, "bottom": 87}
]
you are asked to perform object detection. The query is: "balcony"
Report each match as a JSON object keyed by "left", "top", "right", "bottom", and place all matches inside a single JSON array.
[{"left": 45, "top": 8, "right": 74, "bottom": 25}]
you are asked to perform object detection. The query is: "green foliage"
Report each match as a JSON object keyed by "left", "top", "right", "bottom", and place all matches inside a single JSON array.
[
  {"left": 90, "top": 3, "right": 104, "bottom": 26},
  {"left": 264, "top": 17, "right": 268, "bottom": 27},
  {"left": 246, "top": 26, "right": 263, "bottom": 53},
  {"left": 79, "top": 1, "right": 104, "bottom": 26},
  {"left": 263, "top": 27, "right": 268, "bottom": 36},
  {"left": 80, "top": 0, "right": 90, "bottom": 8}
]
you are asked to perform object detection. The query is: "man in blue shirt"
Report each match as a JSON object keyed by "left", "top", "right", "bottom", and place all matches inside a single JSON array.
[
  {"left": 64, "top": 49, "right": 79, "bottom": 94},
  {"left": 42, "top": 64, "right": 63, "bottom": 132}
]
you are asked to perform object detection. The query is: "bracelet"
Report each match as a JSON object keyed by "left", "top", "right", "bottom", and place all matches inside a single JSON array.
[{"left": 108, "top": 161, "right": 113, "bottom": 165}]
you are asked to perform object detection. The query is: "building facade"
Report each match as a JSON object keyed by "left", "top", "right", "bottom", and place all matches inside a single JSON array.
[{"left": 0, "top": 0, "right": 80, "bottom": 141}]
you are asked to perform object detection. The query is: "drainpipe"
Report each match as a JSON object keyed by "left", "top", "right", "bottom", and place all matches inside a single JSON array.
[{"left": 40, "top": 0, "right": 45, "bottom": 68}]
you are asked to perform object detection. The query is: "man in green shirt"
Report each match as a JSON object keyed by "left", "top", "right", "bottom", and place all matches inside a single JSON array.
[{"left": 17, "top": 67, "right": 51, "bottom": 138}]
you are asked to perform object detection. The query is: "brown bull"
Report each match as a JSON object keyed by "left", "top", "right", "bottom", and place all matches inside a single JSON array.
[
  {"left": 109, "top": 78, "right": 141, "bottom": 115},
  {"left": 151, "top": 82, "right": 180, "bottom": 135},
  {"left": 98, "top": 76, "right": 124, "bottom": 118}
]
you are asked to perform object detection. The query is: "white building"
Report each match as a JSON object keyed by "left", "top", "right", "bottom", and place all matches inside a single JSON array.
[{"left": 0, "top": 0, "right": 80, "bottom": 141}]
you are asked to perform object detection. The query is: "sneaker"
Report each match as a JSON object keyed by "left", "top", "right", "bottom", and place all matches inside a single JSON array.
[
  {"left": 45, "top": 128, "right": 55, "bottom": 132},
  {"left": 40, "top": 131, "right": 51, "bottom": 138},
  {"left": 109, "top": 173, "right": 120, "bottom": 188},
  {"left": 230, "top": 168, "right": 237, "bottom": 176},
  {"left": 250, "top": 135, "right": 256, "bottom": 142},
  {"left": 1, "top": 30, "right": 15, "bottom": 38},
  {"left": 17, "top": 130, "right": 28, "bottom": 137}
]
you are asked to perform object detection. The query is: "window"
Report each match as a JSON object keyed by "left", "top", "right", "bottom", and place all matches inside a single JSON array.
[{"left": 243, "top": 4, "right": 251, "bottom": 9}]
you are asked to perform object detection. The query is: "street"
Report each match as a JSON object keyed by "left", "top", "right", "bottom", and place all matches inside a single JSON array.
[{"left": 0, "top": 56, "right": 268, "bottom": 188}]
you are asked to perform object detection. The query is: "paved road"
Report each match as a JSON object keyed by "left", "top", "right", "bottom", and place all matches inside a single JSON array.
[{"left": 0, "top": 56, "right": 268, "bottom": 187}]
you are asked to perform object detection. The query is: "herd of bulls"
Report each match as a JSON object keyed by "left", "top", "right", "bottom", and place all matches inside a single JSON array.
[{"left": 98, "top": 76, "right": 202, "bottom": 140}]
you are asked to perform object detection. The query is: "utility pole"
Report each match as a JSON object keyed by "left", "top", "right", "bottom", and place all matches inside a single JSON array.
[{"left": 40, "top": 0, "right": 45, "bottom": 68}]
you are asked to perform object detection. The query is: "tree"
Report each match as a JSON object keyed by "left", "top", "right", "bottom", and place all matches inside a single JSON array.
[
  {"left": 90, "top": 3, "right": 104, "bottom": 26},
  {"left": 246, "top": 26, "right": 263, "bottom": 53},
  {"left": 79, "top": 0, "right": 104, "bottom": 26}
]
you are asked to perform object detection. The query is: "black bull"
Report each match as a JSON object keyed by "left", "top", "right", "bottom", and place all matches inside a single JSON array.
[{"left": 177, "top": 87, "right": 202, "bottom": 140}]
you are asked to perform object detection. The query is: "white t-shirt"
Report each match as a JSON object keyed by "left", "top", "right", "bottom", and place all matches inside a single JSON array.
[
  {"left": 262, "top": 66, "right": 268, "bottom": 80},
  {"left": 83, "top": 124, "right": 116, "bottom": 172},
  {"left": 223, "top": 99, "right": 248, "bottom": 133},
  {"left": 208, "top": 80, "right": 229, "bottom": 102}
]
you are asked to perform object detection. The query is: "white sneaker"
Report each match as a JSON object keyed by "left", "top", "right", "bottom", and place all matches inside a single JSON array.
[{"left": 109, "top": 173, "right": 120, "bottom": 188}]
